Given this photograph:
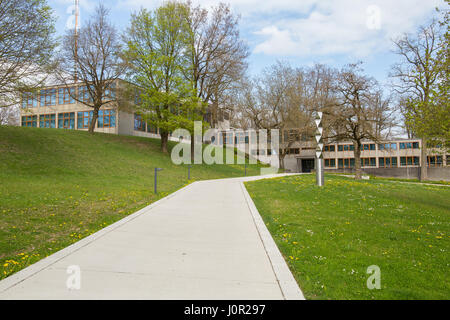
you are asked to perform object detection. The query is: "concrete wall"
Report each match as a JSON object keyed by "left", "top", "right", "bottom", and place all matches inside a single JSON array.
[{"left": 324, "top": 167, "right": 450, "bottom": 182}]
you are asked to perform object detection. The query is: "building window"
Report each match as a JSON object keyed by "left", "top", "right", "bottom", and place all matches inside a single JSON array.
[
  {"left": 21, "top": 115, "right": 37, "bottom": 127},
  {"left": 58, "top": 112, "right": 75, "bottom": 129},
  {"left": 104, "top": 82, "right": 116, "bottom": 101},
  {"left": 379, "top": 157, "right": 398, "bottom": 168},
  {"left": 77, "top": 111, "right": 93, "bottom": 129},
  {"left": 39, "top": 114, "right": 56, "bottom": 128},
  {"left": 361, "top": 157, "right": 376, "bottom": 167},
  {"left": 325, "top": 159, "right": 336, "bottom": 167},
  {"left": 40, "top": 89, "right": 56, "bottom": 106},
  {"left": 289, "top": 148, "right": 300, "bottom": 155},
  {"left": 400, "top": 156, "right": 419, "bottom": 166},
  {"left": 412, "top": 142, "right": 419, "bottom": 149},
  {"left": 22, "top": 92, "right": 38, "bottom": 108},
  {"left": 338, "top": 158, "right": 354, "bottom": 168},
  {"left": 58, "top": 87, "right": 75, "bottom": 105},
  {"left": 78, "top": 86, "right": 92, "bottom": 104},
  {"left": 427, "top": 156, "right": 443, "bottom": 167},
  {"left": 134, "top": 113, "right": 146, "bottom": 131},
  {"left": 338, "top": 145, "right": 343, "bottom": 152},
  {"left": 98, "top": 109, "right": 116, "bottom": 128}
]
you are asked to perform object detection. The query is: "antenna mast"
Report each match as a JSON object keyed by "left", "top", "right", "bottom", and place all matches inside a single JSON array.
[{"left": 74, "top": 0, "right": 79, "bottom": 82}]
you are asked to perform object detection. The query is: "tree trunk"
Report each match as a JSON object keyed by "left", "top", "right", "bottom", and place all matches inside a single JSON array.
[
  {"left": 160, "top": 130, "right": 169, "bottom": 153},
  {"left": 354, "top": 141, "right": 362, "bottom": 180},
  {"left": 420, "top": 136, "right": 428, "bottom": 181},
  {"left": 88, "top": 107, "right": 99, "bottom": 134}
]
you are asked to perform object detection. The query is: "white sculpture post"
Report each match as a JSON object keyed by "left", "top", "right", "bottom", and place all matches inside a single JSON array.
[{"left": 315, "top": 112, "right": 325, "bottom": 187}]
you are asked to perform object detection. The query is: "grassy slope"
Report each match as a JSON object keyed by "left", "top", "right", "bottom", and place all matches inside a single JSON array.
[
  {"left": 0, "top": 126, "right": 264, "bottom": 279},
  {"left": 245, "top": 174, "right": 450, "bottom": 300}
]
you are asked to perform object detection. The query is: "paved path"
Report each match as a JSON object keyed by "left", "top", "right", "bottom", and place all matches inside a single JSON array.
[{"left": 0, "top": 174, "right": 304, "bottom": 300}]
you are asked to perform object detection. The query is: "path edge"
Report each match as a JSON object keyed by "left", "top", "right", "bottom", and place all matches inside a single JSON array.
[{"left": 240, "top": 181, "right": 306, "bottom": 300}]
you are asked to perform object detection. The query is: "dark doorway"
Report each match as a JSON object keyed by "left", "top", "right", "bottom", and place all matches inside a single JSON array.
[{"left": 301, "top": 158, "right": 315, "bottom": 173}]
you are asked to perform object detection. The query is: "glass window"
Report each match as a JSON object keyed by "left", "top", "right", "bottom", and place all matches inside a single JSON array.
[
  {"left": 40, "top": 89, "right": 56, "bottom": 106},
  {"left": 414, "top": 157, "right": 419, "bottom": 165},
  {"left": 21, "top": 115, "right": 37, "bottom": 127},
  {"left": 407, "top": 157, "right": 413, "bottom": 165},
  {"left": 338, "top": 159, "right": 344, "bottom": 168},
  {"left": 78, "top": 111, "right": 93, "bottom": 129},
  {"left": 324, "top": 146, "right": 329, "bottom": 152},
  {"left": 379, "top": 157, "right": 385, "bottom": 167},
  {"left": 98, "top": 109, "right": 116, "bottom": 128},
  {"left": 22, "top": 92, "right": 38, "bottom": 108},
  {"left": 400, "top": 143, "right": 406, "bottom": 150},
  {"left": 58, "top": 87, "right": 75, "bottom": 105},
  {"left": 378, "top": 144, "right": 384, "bottom": 150},
  {"left": 329, "top": 145, "right": 335, "bottom": 152},
  {"left": 344, "top": 145, "right": 349, "bottom": 151},
  {"left": 406, "top": 142, "right": 412, "bottom": 149},
  {"left": 400, "top": 157, "right": 406, "bottom": 166},
  {"left": 104, "top": 82, "right": 116, "bottom": 100},
  {"left": 58, "top": 112, "right": 75, "bottom": 129},
  {"left": 391, "top": 143, "right": 397, "bottom": 150},
  {"left": 392, "top": 157, "right": 398, "bottom": 167},
  {"left": 350, "top": 158, "right": 355, "bottom": 168},
  {"left": 370, "top": 158, "right": 376, "bottom": 167},
  {"left": 370, "top": 144, "right": 375, "bottom": 150},
  {"left": 338, "top": 145, "right": 343, "bottom": 152},
  {"left": 39, "top": 114, "right": 56, "bottom": 128},
  {"left": 78, "top": 85, "right": 93, "bottom": 104},
  {"left": 349, "top": 145, "right": 354, "bottom": 151},
  {"left": 134, "top": 113, "right": 146, "bottom": 131},
  {"left": 412, "top": 142, "right": 419, "bottom": 149}
]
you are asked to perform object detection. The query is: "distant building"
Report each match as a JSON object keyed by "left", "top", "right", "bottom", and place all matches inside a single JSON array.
[{"left": 19, "top": 80, "right": 230, "bottom": 138}]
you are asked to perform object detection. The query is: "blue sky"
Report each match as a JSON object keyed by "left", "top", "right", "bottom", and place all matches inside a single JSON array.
[{"left": 50, "top": 0, "right": 445, "bottom": 85}]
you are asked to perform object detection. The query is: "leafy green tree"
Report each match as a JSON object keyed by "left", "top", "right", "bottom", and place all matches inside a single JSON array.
[{"left": 124, "top": 2, "right": 206, "bottom": 153}]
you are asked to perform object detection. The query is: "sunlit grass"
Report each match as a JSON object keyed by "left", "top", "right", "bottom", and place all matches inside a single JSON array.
[{"left": 245, "top": 174, "right": 450, "bottom": 299}]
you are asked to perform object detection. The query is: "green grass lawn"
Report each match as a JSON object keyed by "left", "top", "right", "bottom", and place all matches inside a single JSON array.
[
  {"left": 0, "top": 125, "right": 265, "bottom": 279},
  {"left": 245, "top": 174, "right": 450, "bottom": 300}
]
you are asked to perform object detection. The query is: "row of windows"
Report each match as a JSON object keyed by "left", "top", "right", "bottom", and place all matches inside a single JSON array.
[
  {"left": 21, "top": 83, "right": 116, "bottom": 108},
  {"left": 21, "top": 110, "right": 115, "bottom": 129},
  {"left": 324, "top": 142, "right": 420, "bottom": 152},
  {"left": 134, "top": 114, "right": 158, "bottom": 134},
  {"left": 323, "top": 156, "right": 443, "bottom": 168}
]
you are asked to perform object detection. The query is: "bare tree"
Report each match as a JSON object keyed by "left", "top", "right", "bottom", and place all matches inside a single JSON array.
[
  {"left": 390, "top": 19, "right": 445, "bottom": 180},
  {"left": 57, "top": 4, "right": 127, "bottom": 134},
  {"left": 0, "top": 106, "right": 19, "bottom": 126},
  {"left": 327, "top": 63, "right": 393, "bottom": 179},
  {"left": 0, "top": 0, "right": 57, "bottom": 107},
  {"left": 185, "top": 1, "right": 249, "bottom": 124}
]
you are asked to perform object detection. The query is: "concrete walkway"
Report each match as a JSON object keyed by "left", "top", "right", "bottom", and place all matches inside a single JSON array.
[{"left": 0, "top": 174, "right": 304, "bottom": 300}]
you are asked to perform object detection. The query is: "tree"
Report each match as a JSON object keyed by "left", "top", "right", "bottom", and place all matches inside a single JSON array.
[
  {"left": 0, "top": 106, "right": 19, "bottom": 126},
  {"left": 235, "top": 62, "right": 315, "bottom": 169},
  {"left": 183, "top": 1, "right": 248, "bottom": 159},
  {"left": 124, "top": 2, "right": 204, "bottom": 153},
  {"left": 327, "top": 63, "right": 393, "bottom": 179},
  {"left": 0, "top": 0, "right": 57, "bottom": 107},
  {"left": 57, "top": 4, "right": 127, "bottom": 134},
  {"left": 391, "top": 19, "right": 446, "bottom": 180}
]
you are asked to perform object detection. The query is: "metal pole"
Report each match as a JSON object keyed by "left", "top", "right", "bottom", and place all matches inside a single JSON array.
[
  {"left": 188, "top": 165, "right": 191, "bottom": 180},
  {"left": 314, "top": 111, "right": 325, "bottom": 187},
  {"left": 154, "top": 167, "right": 157, "bottom": 194}
]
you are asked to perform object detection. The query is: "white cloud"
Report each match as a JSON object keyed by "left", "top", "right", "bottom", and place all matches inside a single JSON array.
[
  {"left": 116, "top": 0, "right": 445, "bottom": 58},
  {"left": 251, "top": 0, "right": 444, "bottom": 58}
]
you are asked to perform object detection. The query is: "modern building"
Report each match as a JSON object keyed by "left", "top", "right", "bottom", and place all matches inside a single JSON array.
[{"left": 19, "top": 80, "right": 230, "bottom": 138}]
